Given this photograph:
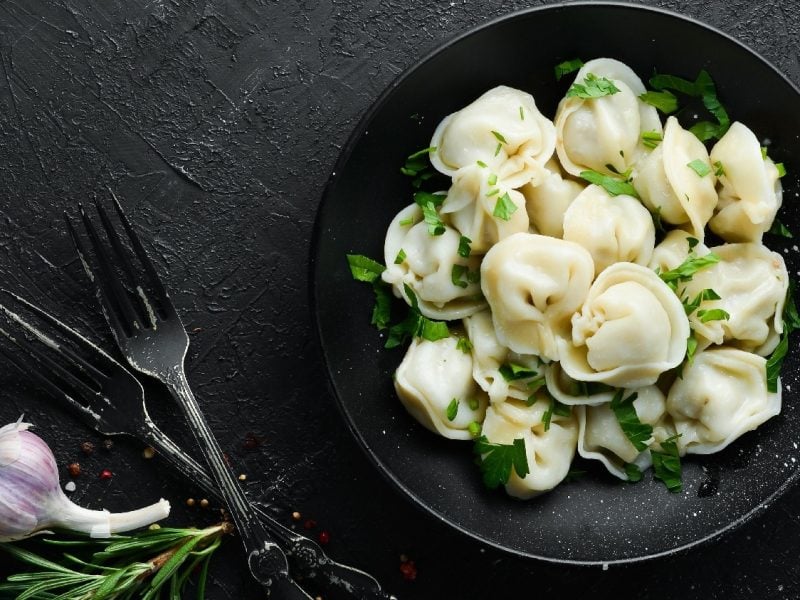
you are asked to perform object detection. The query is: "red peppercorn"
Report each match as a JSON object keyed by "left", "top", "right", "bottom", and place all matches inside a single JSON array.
[
  {"left": 304, "top": 519, "right": 317, "bottom": 530},
  {"left": 318, "top": 530, "right": 330, "bottom": 545},
  {"left": 399, "top": 559, "right": 417, "bottom": 581},
  {"left": 99, "top": 469, "right": 113, "bottom": 480},
  {"left": 67, "top": 462, "right": 81, "bottom": 477}
]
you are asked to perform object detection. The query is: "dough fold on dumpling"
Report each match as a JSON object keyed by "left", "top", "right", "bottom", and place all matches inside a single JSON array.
[
  {"left": 559, "top": 263, "right": 690, "bottom": 388},
  {"left": 382, "top": 204, "right": 486, "bottom": 320},
  {"left": 480, "top": 232, "right": 595, "bottom": 362},
  {"left": 394, "top": 335, "right": 489, "bottom": 440},
  {"left": 666, "top": 347, "right": 781, "bottom": 455},
  {"left": 681, "top": 243, "right": 788, "bottom": 355},
  {"left": 480, "top": 399, "right": 578, "bottom": 498},
  {"left": 430, "top": 86, "right": 556, "bottom": 188},
  {"left": 633, "top": 116, "right": 718, "bottom": 241},
  {"left": 562, "top": 184, "right": 655, "bottom": 273},
  {"left": 441, "top": 164, "right": 529, "bottom": 253},
  {"left": 709, "top": 122, "right": 783, "bottom": 242},
  {"left": 521, "top": 158, "right": 586, "bottom": 238},
  {"left": 555, "top": 58, "right": 662, "bottom": 177}
]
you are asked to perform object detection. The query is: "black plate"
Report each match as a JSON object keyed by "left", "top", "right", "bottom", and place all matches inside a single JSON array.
[{"left": 311, "top": 2, "right": 800, "bottom": 564}]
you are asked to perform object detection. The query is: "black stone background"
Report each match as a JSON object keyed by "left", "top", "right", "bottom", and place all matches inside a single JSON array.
[{"left": 0, "top": 1, "right": 798, "bottom": 599}]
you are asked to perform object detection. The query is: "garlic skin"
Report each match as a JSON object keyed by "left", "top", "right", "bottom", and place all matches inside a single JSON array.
[{"left": 0, "top": 420, "right": 170, "bottom": 542}]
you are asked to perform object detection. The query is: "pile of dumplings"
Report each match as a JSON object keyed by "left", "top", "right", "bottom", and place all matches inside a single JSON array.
[{"left": 381, "top": 58, "right": 789, "bottom": 498}]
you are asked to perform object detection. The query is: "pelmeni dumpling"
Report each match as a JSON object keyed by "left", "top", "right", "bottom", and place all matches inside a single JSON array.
[
  {"left": 480, "top": 398, "right": 578, "bottom": 497},
  {"left": 394, "top": 335, "right": 489, "bottom": 440},
  {"left": 560, "top": 263, "right": 690, "bottom": 388},
  {"left": 633, "top": 116, "right": 718, "bottom": 241},
  {"left": 480, "top": 232, "right": 595, "bottom": 361},
  {"left": 382, "top": 204, "right": 486, "bottom": 320},
  {"left": 681, "top": 243, "right": 788, "bottom": 355},
  {"left": 562, "top": 184, "right": 655, "bottom": 273},
  {"left": 441, "top": 164, "right": 529, "bottom": 253},
  {"left": 555, "top": 58, "right": 662, "bottom": 177},
  {"left": 577, "top": 386, "right": 671, "bottom": 479},
  {"left": 463, "top": 311, "right": 544, "bottom": 404},
  {"left": 521, "top": 158, "right": 586, "bottom": 238},
  {"left": 708, "top": 122, "right": 783, "bottom": 242},
  {"left": 648, "top": 228, "right": 711, "bottom": 273},
  {"left": 430, "top": 86, "right": 556, "bottom": 188},
  {"left": 666, "top": 347, "right": 781, "bottom": 455},
  {"left": 544, "top": 362, "right": 615, "bottom": 407}
]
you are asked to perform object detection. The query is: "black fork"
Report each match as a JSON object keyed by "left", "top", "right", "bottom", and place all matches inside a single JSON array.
[{"left": 67, "top": 195, "right": 392, "bottom": 600}]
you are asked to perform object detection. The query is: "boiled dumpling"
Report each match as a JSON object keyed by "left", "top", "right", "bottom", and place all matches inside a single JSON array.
[
  {"left": 562, "top": 184, "right": 655, "bottom": 273},
  {"left": 394, "top": 335, "right": 489, "bottom": 440},
  {"left": 633, "top": 116, "right": 718, "bottom": 241},
  {"left": 577, "top": 385, "right": 672, "bottom": 480},
  {"left": 559, "top": 263, "right": 690, "bottom": 388},
  {"left": 480, "top": 232, "right": 595, "bottom": 361},
  {"left": 430, "top": 86, "right": 556, "bottom": 188},
  {"left": 521, "top": 158, "right": 586, "bottom": 238},
  {"left": 441, "top": 164, "right": 529, "bottom": 253},
  {"left": 666, "top": 347, "right": 780, "bottom": 455},
  {"left": 382, "top": 204, "right": 486, "bottom": 320},
  {"left": 544, "top": 361, "right": 615, "bottom": 407},
  {"left": 480, "top": 398, "right": 578, "bottom": 497},
  {"left": 709, "top": 122, "right": 783, "bottom": 242},
  {"left": 648, "top": 228, "right": 710, "bottom": 273},
  {"left": 555, "top": 58, "right": 662, "bottom": 177},
  {"left": 681, "top": 243, "right": 788, "bottom": 355}
]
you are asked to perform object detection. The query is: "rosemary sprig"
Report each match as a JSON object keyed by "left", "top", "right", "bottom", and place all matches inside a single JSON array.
[{"left": 0, "top": 522, "right": 231, "bottom": 600}]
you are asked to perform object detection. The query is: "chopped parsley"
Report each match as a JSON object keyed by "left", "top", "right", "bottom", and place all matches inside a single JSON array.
[
  {"left": 651, "top": 435, "right": 683, "bottom": 492},
  {"left": 346, "top": 254, "right": 393, "bottom": 330},
  {"left": 401, "top": 146, "right": 437, "bottom": 189},
  {"left": 468, "top": 398, "right": 480, "bottom": 411},
  {"left": 394, "top": 249, "right": 406, "bottom": 264},
  {"left": 713, "top": 160, "right": 725, "bottom": 177},
  {"left": 473, "top": 436, "right": 530, "bottom": 489},
  {"left": 491, "top": 130, "right": 507, "bottom": 144},
  {"left": 566, "top": 73, "right": 620, "bottom": 99},
  {"left": 519, "top": 106, "right": 525, "bottom": 120},
  {"left": 486, "top": 188, "right": 500, "bottom": 197},
  {"left": 641, "top": 130, "right": 663, "bottom": 149},
  {"left": 385, "top": 284, "right": 450, "bottom": 348},
  {"left": 446, "top": 398, "right": 459, "bottom": 422},
  {"left": 456, "top": 337, "right": 473, "bottom": 354},
  {"left": 458, "top": 235, "right": 472, "bottom": 258},
  {"left": 499, "top": 363, "right": 538, "bottom": 382},
  {"left": 347, "top": 254, "right": 384, "bottom": 283},
  {"left": 649, "top": 69, "right": 730, "bottom": 141},
  {"left": 686, "top": 159, "right": 711, "bottom": 177},
  {"left": 625, "top": 463, "right": 643, "bottom": 483},
  {"left": 639, "top": 90, "right": 678, "bottom": 114},
  {"left": 487, "top": 173, "right": 498, "bottom": 186},
  {"left": 580, "top": 169, "right": 639, "bottom": 198},
  {"left": 696, "top": 308, "right": 730, "bottom": 323},
  {"left": 766, "top": 280, "right": 800, "bottom": 392},
  {"left": 468, "top": 421, "right": 482, "bottom": 438},
  {"left": 476, "top": 160, "right": 488, "bottom": 168},
  {"left": 542, "top": 398, "right": 571, "bottom": 432},
  {"left": 685, "top": 332, "right": 699, "bottom": 365},
  {"left": 682, "top": 288, "right": 721, "bottom": 316},
  {"left": 493, "top": 192, "right": 518, "bottom": 220},
  {"left": 776, "top": 163, "right": 787, "bottom": 178},
  {"left": 398, "top": 217, "right": 415, "bottom": 227},
  {"left": 610, "top": 390, "right": 653, "bottom": 452},
  {"left": 658, "top": 252, "right": 720, "bottom": 290},
  {"left": 554, "top": 58, "right": 584, "bottom": 81},
  {"left": 413, "top": 191, "right": 446, "bottom": 236},
  {"left": 768, "top": 220, "right": 793, "bottom": 238}
]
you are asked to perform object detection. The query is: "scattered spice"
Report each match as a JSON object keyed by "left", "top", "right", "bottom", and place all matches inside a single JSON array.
[
  {"left": 99, "top": 469, "right": 113, "bottom": 480},
  {"left": 318, "top": 530, "right": 330, "bottom": 545},
  {"left": 200, "top": 499, "right": 209, "bottom": 509},
  {"left": 238, "top": 473, "right": 247, "bottom": 481},
  {"left": 142, "top": 447, "right": 156, "bottom": 459},
  {"left": 102, "top": 439, "right": 114, "bottom": 451},
  {"left": 80, "top": 441, "right": 94, "bottom": 455},
  {"left": 304, "top": 519, "right": 317, "bottom": 530},
  {"left": 186, "top": 498, "right": 196, "bottom": 507},
  {"left": 291, "top": 511, "right": 302, "bottom": 522},
  {"left": 67, "top": 462, "right": 81, "bottom": 478},
  {"left": 399, "top": 558, "right": 417, "bottom": 581}
]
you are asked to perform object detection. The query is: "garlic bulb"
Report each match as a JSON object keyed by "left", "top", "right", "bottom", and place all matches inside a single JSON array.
[{"left": 0, "top": 420, "right": 170, "bottom": 542}]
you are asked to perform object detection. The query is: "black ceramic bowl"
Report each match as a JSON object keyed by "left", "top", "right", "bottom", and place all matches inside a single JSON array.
[{"left": 311, "top": 2, "right": 800, "bottom": 564}]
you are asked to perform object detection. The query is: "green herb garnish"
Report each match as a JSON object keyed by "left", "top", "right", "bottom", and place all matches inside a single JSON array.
[
  {"left": 686, "top": 159, "right": 711, "bottom": 177},
  {"left": 446, "top": 398, "right": 459, "bottom": 422},
  {"left": 458, "top": 235, "right": 472, "bottom": 258},
  {"left": 473, "top": 436, "right": 530, "bottom": 489},
  {"left": 493, "top": 192, "right": 518, "bottom": 220},
  {"left": 625, "top": 463, "right": 643, "bottom": 483},
  {"left": 649, "top": 69, "right": 730, "bottom": 141},
  {"left": 682, "top": 288, "right": 721, "bottom": 315},
  {"left": 766, "top": 280, "right": 800, "bottom": 392},
  {"left": 413, "top": 191, "right": 446, "bottom": 236},
  {"left": 697, "top": 308, "right": 730, "bottom": 323},
  {"left": 451, "top": 264, "right": 469, "bottom": 288},
  {"left": 658, "top": 252, "right": 720, "bottom": 289},
  {"left": 542, "top": 398, "right": 571, "bottom": 432},
  {"left": 347, "top": 254, "right": 393, "bottom": 329},
  {"left": 554, "top": 58, "right": 584, "bottom": 81},
  {"left": 713, "top": 160, "right": 725, "bottom": 177},
  {"left": 610, "top": 390, "right": 653, "bottom": 452},
  {"left": 580, "top": 170, "right": 639, "bottom": 198},
  {"left": 776, "top": 163, "right": 787, "bottom": 178},
  {"left": 641, "top": 130, "right": 663, "bottom": 149},
  {"left": 394, "top": 249, "right": 406, "bottom": 264},
  {"left": 457, "top": 337, "right": 473, "bottom": 354},
  {"left": 639, "top": 90, "right": 678, "bottom": 114},
  {"left": 499, "top": 363, "right": 538, "bottom": 382},
  {"left": 685, "top": 332, "right": 699, "bottom": 365},
  {"left": 566, "top": 73, "right": 620, "bottom": 99},
  {"left": 768, "top": 220, "right": 793, "bottom": 238},
  {"left": 652, "top": 435, "right": 683, "bottom": 492},
  {"left": 468, "top": 421, "right": 482, "bottom": 438},
  {"left": 385, "top": 284, "right": 450, "bottom": 348}
]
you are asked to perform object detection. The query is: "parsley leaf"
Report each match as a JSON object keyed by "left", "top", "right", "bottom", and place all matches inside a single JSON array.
[
  {"left": 641, "top": 130, "right": 663, "bottom": 149},
  {"left": 401, "top": 147, "right": 437, "bottom": 188},
  {"left": 499, "top": 363, "right": 538, "bottom": 382},
  {"left": 686, "top": 159, "right": 711, "bottom": 177},
  {"left": 658, "top": 252, "right": 720, "bottom": 289},
  {"left": 394, "top": 249, "right": 406, "bottom": 264},
  {"left": 776, "top": 163, "right": 787, "bottom": 178},
  {"left": 682, "top": 288, "right": 721, "bottom": 315},
  {"left": 625, "top": 463, "right": 643, "bottom": 483},
  {"left": 649, "top": 73, "right": 697, "bottom": 96},
  {"left": 766, "top": 280, "right": 800, "bottom": 392},
  {"left": 580, "top": 170, "right": 639, "bottom": 198},
  {"left": 566, "top": 73, "right": 620, "bottom": 99},
  {"left": 768, "top": 220, "right": 793, "bottom": 238},
  {"left": 347, "top": 254, "right": 385, "bottom": 283},
  {"left": 451, "top": 264, "right": 469, "bottom": 288},
  {"left": 385, "top": 284, "right": 450, "bottom": 348},
  {"left": 639, "top": 90, "right": 678, "bottom": 114},
  {"left": 542, "top": 397, "right": 571, "bottom": 432},
  {"left": 610, "top": 390, "right": 653, "bottom": 452},
  {"left": 446, "top": 398, "right": 459, "bottom": 422},
  {"left": 458, "top": 235, "right": 472, "bottom": 258},
  {"left": 697, "top": 308, "right": 730, "bottom": 323},
  {"left": 652, "top": 435, "right": 682, "bottom": 492},
  {"left": 649, "top": 69, "right": 730, "bottom": 141},
  {"left": 713, "top": 160, "right": 725, "bottom": 177},
  {"left": 554, "top": 58, "right": 584, "bottom": 81},
  {"left": 685, "top": 332, "right": 699, "bottom": 365},
  {"left": 473, "top": 436, "right": 530, "bottom": 489},
  {"left": 493, "top": 192, "right": 518, "bottom": 220},
  {"left": 491, "top": 130, "right": 507, "bottom": 144},
  {"left": 468, "top": 422, "right": 482, "bottom": 438},
  {"left": 414, "top": 191, "right": 446, "bottom": 236},
  {"left": 456, "top": 337, "right": 473, "bottom": 354},
  {"left": 346, "top": 254, "right": 393, "bottom": 330}
]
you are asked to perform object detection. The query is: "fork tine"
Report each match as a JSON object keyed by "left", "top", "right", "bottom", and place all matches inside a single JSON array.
[
  {"left": 92, "top": 198, "right": 156, "bottom": 329},
  {"left": 74, "top": 204, "right": 143, "bottom": 338},
  {"left": 108, "top": 192, "right": 173, "bottom": 313}
]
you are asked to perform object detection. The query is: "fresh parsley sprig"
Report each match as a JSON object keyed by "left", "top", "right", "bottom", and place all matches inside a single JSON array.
[
  {"left": 386, "top": 284, "right": 450, "bottom": 348},
  {"left": 541, "top": 397, "right": 571, "bottom": 432},
  {"left": 473, "top": 436, "right": 530, "bottom": 489},
  {"left": 580, "top": 169, "right": 639, "bottom": 198},
  {"left": 648, "top": 70, "right": 730, "bottom": 141},
  {"left": 657, "top": 252, "right": 720, "bottom": 290},
  {"left": 554, "top": 58, "right": 584, "bottom": 81},
  {"left": 413, "top": 191, "right": 447, "bottom": 236},
  {"left": 610, "top": 390, "right": 653, "bottom": 452},
  {"left": 346, "top": 254, "right": 393, "bottom": 329},
  {"left": 401, "top": 146, "right": 437, "bottom": 189},
  {"left": 766, "top": 279, "right": 800, "bottom": 392},
  {"left": 566, "top": 73, "right": 620, "bottom": 99},
  {"left": 651, "top": 435, "right": 683, "bottom": 492}
]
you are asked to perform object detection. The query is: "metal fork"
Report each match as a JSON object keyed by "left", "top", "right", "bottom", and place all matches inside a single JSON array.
[
  {"left": 66, "top": 195, "right": 392, "bottom": 599},
  {"left": 0, "top": 289, "right": 388, "bottom": 599}
]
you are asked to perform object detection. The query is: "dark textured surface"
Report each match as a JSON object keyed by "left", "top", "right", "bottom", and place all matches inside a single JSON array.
[{"left": 0, "top": 1, "right": 798, "bottom": 599}]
